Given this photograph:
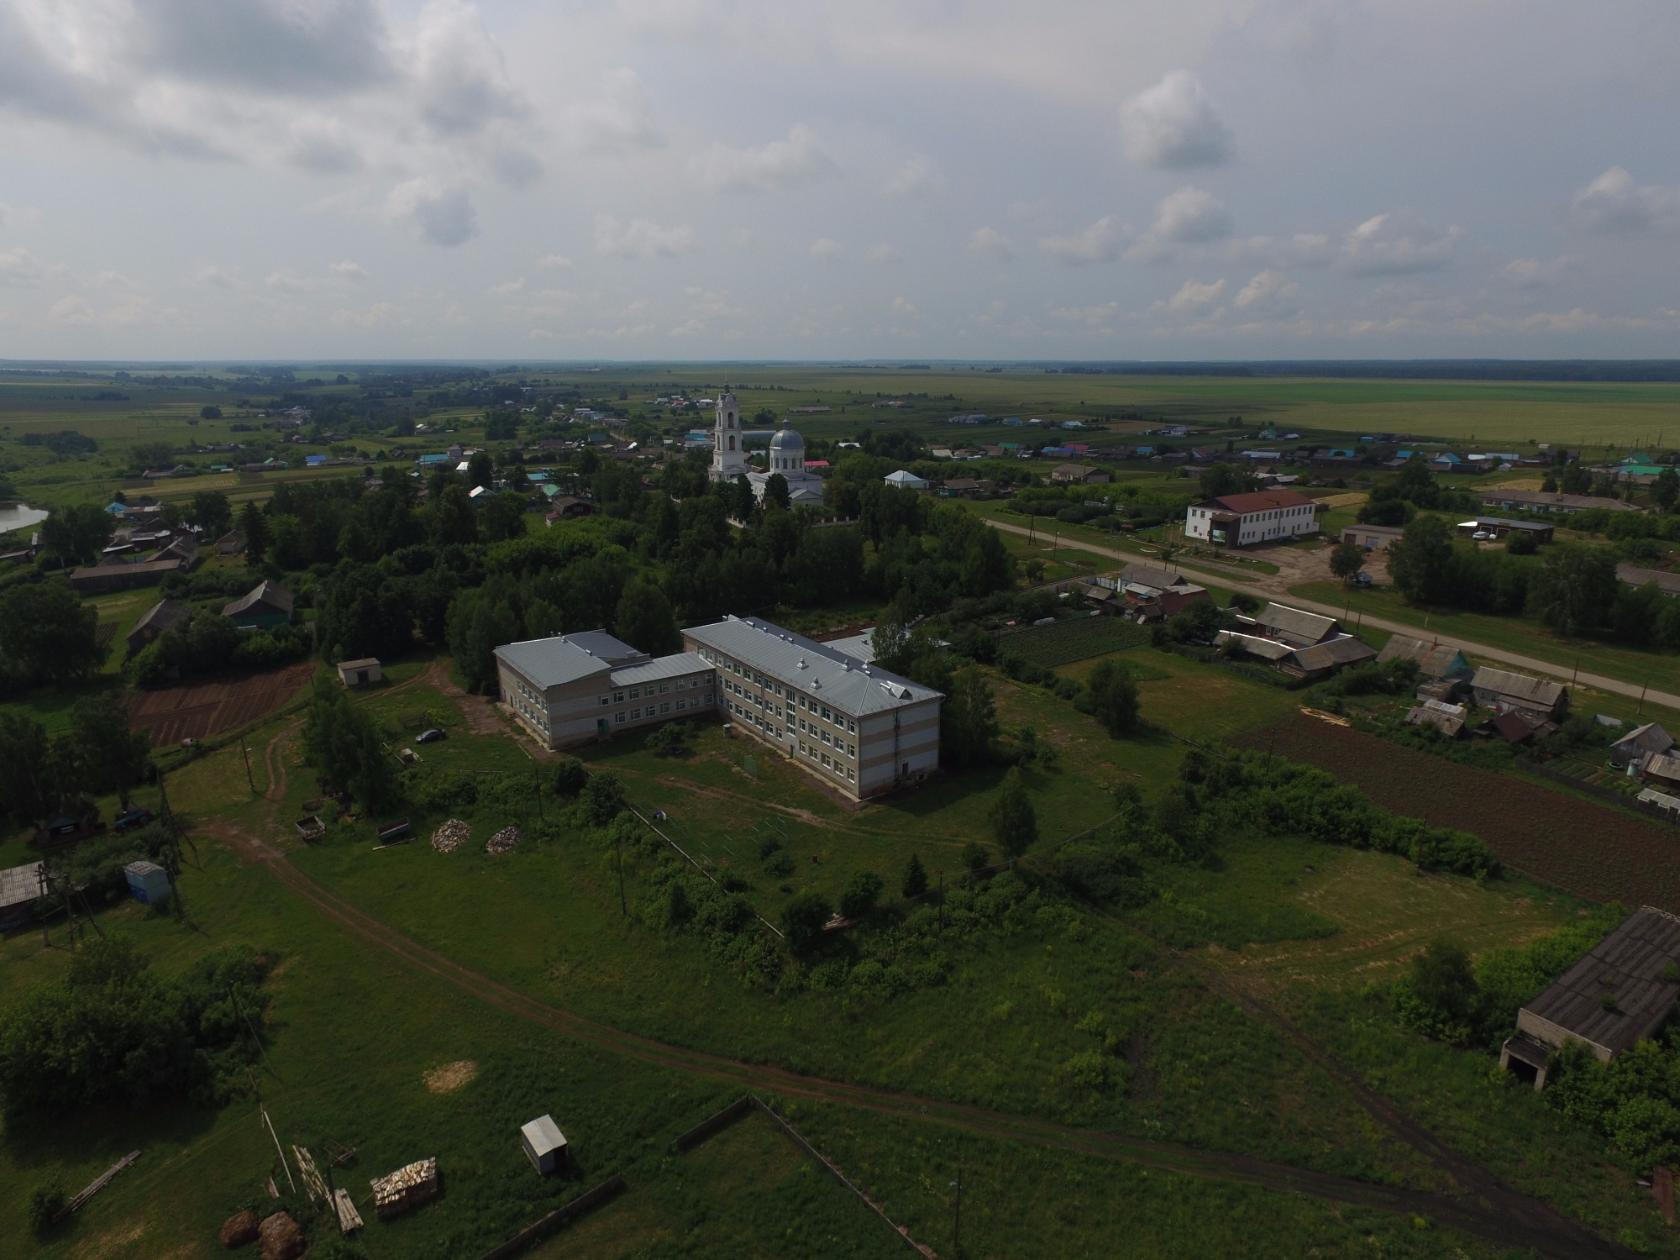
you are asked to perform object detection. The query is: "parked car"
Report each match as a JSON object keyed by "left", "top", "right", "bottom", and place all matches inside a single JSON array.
[
  {"left": 416, "top": 728, "right": 446, "bottom": 744},
  {"left": 1471, "top": 530, "right": 1494, "bottom": 541}
]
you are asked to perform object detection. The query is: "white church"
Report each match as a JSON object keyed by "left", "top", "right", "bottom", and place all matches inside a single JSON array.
[{"left": 707, "top": 391, "right": 826, "bottom": 506}]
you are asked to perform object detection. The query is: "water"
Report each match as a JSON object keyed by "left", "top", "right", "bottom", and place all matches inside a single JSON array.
[{"left": 0, "top": 504, "right": 48, "bottom": 536}]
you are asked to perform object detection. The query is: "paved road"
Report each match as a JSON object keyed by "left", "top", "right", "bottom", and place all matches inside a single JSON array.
[{"left": 989, "top": 519, "right": 1680, "bottom": 712}]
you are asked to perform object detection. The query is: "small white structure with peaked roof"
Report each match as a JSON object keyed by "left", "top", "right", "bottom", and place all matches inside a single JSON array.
[
  {"left": 884, "top": 469, "right": 928, "bottom": 491},
  {"left": 520, "top": 1115, "right": 568, "bottom": 1176}
]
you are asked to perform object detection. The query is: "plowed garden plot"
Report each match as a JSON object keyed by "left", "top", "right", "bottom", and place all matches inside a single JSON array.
[
  {"left": 1235, "top": 714, "right": 1680, "bottom": 911},
  {"left": 129, "top": 662, "right": 315, "bottom": 746}
]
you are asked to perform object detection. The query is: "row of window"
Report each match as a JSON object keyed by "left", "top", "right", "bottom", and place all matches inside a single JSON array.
[
  {"left": 796, "top": 740, "right": 856, "bottom": 783},
  {"left": 698, "top": 648, "right": 858, "bottom": 734},
  {"left": 600, "top": 675, "right": 707, "bottom": 707}
]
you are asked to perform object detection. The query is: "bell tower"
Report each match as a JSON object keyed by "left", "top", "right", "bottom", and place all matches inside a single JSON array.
[{"left": 710, "top": 389, "right": 747, "bottom": 482}]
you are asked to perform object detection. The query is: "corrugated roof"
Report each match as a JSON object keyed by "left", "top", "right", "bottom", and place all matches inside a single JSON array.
[
  {"left": 1613, "top": 722, "right": 1673, "bottom": 756},
  {"left": 1289, "top": 636, "right": 1376, "bottom": 672},
  {"left": 0, "top": 861, "right": 45, "bottom": 911},
  {"left": 130, "top": 598, "right": 190, "bottom": 640},
  {"left": 1200, "top": 489, "right": 1316, "bottom": 514},
  {"left": 1521, "top": 908, "right": 1680, "bottom": 1056},
  {"left": 495, "top": 630, "right": 645, "bottom": 689},
  {"left": 1472, "top": 666, "right": 1565, "bottom": 707},
  {"left": 1118, "top": 562, "right": 1190, "bottom": 593},
  {"left": 1618, "top": 564, "right": 1680, "bottom": 596},
  {"left": 521, "top": 1115, "right": 566, "bottom": 1155},
  {"left": 222, "top": 580, "right": 293, "bottom": 618},
  {"left": 1483, "top": 489, "right": 1640, "bottom": 512},
  {"left": 683, "top": 616, "right": 940, "bottom": 714},
  {"left": 609, "top": 652, "right": 709, "bottom": 686},
  {"left": 1214, "top": 630, "right": 1294, "bottom": 661},
  {"left": 1376, "top": 635, "right": 1470, "bottom": 679},
  {"left": 1254, "top": 602, "right": 1337, "bottom": 644}
]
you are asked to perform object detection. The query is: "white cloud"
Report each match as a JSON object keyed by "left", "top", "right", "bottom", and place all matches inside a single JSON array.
[
  {"left": 695, "top": 125, "right": 834, "bottom": 192},
  {"left": 1119, "top": 70, "right": 1232, "bottom": 169},
  {"left": 1233, "top": 269, "right": 1298, "bottom": 310},
  {"left": 489, "top": 278, "right": 526, "bottom": 296},
  {"left": 890, "top": 295, "right": 917, "bottom": 315},
  {"left": 593, "top": 214, "right": 695, "bottom": 259},
  {"left": 329, "top": 259, "right": 369, "bottom": 282},
  {"left": 285, "top": 119, "right": 363, "bottom": 174},
  {"left": 490, "top": 146, "right": 543, "bottom": 189},
  {"left": 1571, "top": 167, "right": 1680, "bottom": 236},
  {"left": 412, "top": 0, "right": 527, "bottom": 136},
  {"left": 536, "top": 254, "right": 574, "bottom": 271},
  {"left": 558, "top": 68, "right": 663, "bottom": 152},
  {"left": 330, "top": 301, "right": 402, "bottom": 329},
  {"left": 47, "top": 294, "right": 96, "bottom": 325},
  {"left": 1127, "top": 185, "right": 1233, "bottom": 260},
  {"left": 883, "top": 155, "right": 944, "bottom": 198},
  {"left": 864, "top": 243, "right": 901, "bottom": 264},
  {"left": 1039, "top": 216, "right": 1123, "bottom": 266},
  {"left": 809, "top": 237, "right": 844, "bottom": 259},
  {"left": 967, "top": 227, "right": 1013, "bottom": 261},
  {"left": 1156, "top": 277, "right": 1226, "bottom": 316},
  {"left": 1503, "top": 256, "right": 1574, "bottom": 289},
  {"left": 387, "top": 179, "right": 478, "bottom": 247},
  {"left": 0, "top": 247, "right": 50, "bottom": 288},
  {"left": 1340, "top": 212, "right": 1461, "bottom": 274}
]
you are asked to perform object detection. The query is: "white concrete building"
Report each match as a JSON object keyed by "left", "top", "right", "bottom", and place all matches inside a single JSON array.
[
  {"left": 495, "top": 617, "right": 942, "bottom": 802},
  {"left": 706, "top": 391, "right": 824, "bottom": 505},
  {"left": 1184, "top": 489, "right": 1318, "bottom": 547},
  {"left": 708, "top": 390, "right": 749, "bottom": 483},
  {"left": 884, "top": 469, "right": 929, "bottom": 491}
]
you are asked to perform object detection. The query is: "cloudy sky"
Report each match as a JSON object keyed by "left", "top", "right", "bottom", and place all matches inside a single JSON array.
[{"left": 2, "top": 0, "right": 1678, "bottom": 360}]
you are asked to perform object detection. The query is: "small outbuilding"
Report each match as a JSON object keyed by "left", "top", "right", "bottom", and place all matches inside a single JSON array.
[
  {"left": 520, "top": 1115, "right": 569, "bottom": 1176},
  {"left": 336, "top": 658, "right": 383, "bottom": 687},
  {"left": 0, "top": 861, "right": 46, "bottom": 932},
  {"left": 1377, "top": 635, "right": 1473, "bottom": 682},
  {"left": 1611, "top": 721, "right": 1674, "bottom": 769},
  {"left": 123, "top": 860, "right": 172, "bottom": 905},
  {"left": 883, "top": 469, "right": 929, "bottom": 491}
]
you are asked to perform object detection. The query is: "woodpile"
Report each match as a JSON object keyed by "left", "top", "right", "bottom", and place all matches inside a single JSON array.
[
  {"left": 370, "top": 1157, "right": 439, "bottom": 1219},
  {"left": 486, "top": 825, "right": 521, "bottom": 855},
  {"left": 431, "top": 818, "right": 470, "bottom": 853}
]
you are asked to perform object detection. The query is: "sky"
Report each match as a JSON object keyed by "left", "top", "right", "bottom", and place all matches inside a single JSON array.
[{"left": 2, "top": 0, "right": 1679, "bottom": 361}]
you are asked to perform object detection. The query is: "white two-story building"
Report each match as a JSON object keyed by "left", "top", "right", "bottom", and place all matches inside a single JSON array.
[{"left": 1184, "top": 489, "right": 1319, "bottom": 548}]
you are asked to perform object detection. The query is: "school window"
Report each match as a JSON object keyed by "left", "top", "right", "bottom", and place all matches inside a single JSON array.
[
  {"left": 675, "top": 699, "right": 686, "bottom": 712},
  {"left": 629, "top": 687, "right": 640, "bottom": 700},
  {"left": 613, "top": 691, "right": 624, "bottom": 703},
  {"left": 822, "top": 731, "right": 831, "bottom": 745},
  {"left": 659, "top": 683, "right": 668, "bottom": 694},
  {"left": 821, "top": 706, "right": 831, "bottom": 721},
  {"left": 661, "top": 703, "right": 670, "bottom": 714},
  {"left": 615, "top": 712, "right": 625, "bottom": 723},
  {"left": 630, "top": 708, "right": 640, "bottom": 720},
  {"left": 822, "top": 754, "right": 831, "bottom": 768},
  {"left": 599, "top": 696, "right": 609, "bottom": 706}
]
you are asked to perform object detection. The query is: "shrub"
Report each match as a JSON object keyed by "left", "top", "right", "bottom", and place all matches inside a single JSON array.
[
  {"left": 962, "top": 841, "right": 990, "bottom": 878},
  {"left": 781, "top": 892, "right": 832, "bottom": 955},
  {"left": 839, "top": 871, "right": 883, "bottom": 920},
  {"left": 901, "top": 853, "right": 928, "bottom": 899},
  {"left": 27, "top": 1184, "right": 65, "bottom": 1236},
  {"left": 549, "top": 757, "right": 587, "bottom": 797},
  {"left": 581, "top": 772, "right": 627, "bottom": 825}
]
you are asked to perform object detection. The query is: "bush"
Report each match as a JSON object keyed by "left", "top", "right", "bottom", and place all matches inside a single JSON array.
[
  {"left": 839, "top": 871, "right": 883, "bottom": 920},
  {"left": 962, "top": 841, "right": 990, "bottom": 878},
  {"left": 581, "top": 772, "right": 627, "bottom": 825},
  {"left": 549, "top": 757, "right": 587, "bottom": 797},
  {"left": 781, "top": 892, "right": 832, "bottom": 955},
  {"left": 27, "top": 1184, "right": 65, "bottom": 1235},
  {"left": 901, "top": 853, "right": 928, "bottom": 899}
]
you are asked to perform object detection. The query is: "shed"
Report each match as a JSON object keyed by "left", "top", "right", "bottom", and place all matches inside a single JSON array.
[
  {"left": 1405, "top": 699, "right": 1468, "bottom": 739},
  {"left": 520, "top": 1115, "right": 568, "bottom": 1175},
  {"left": 883, "top": 469, "right": 929, "bottom": 491},
  {"left": 1377, "top": 635, "right": 1473, "bottom": 681},
  {"left": 1501, "top": 907, "right": 1680, "bottom": 1088},
  {"left": 0, "top": 861, "right": 46, "bottom": 932},
  {"left": 1471, "top": 666, "right": 1567, "bottom": 721},
  {"left": 336, "top": 658, "right": 383, "bottom": 687},
  {"left": 222, "top": 580, "right": 294, "bottom": 631},
  {"left": 1611, "top": 722, "right": 1674, "bottom": 769},
  {"left": 1282, "top": 635, "right": 1377, "bottom": 681},
  {"left": 1250, "top": 602, "right": 1339, "bottom": 648},
  {"left": 124, "top": 860, "right": 172, "bottom": 905}
]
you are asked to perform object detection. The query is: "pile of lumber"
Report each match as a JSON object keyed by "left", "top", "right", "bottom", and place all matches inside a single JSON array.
[{"left": 370, "top": 1157, "right": 438, "bottom": 1219}]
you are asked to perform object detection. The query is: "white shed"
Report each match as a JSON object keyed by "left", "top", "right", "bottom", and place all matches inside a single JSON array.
[
  {"left": 336, "top": 657, "right": 384, "bottom": 687},
  {"left": 883, "top": 469, "right": 928, "bottom": 491},
  {"left": 520, "top": 1115, "right": 568, "bottom": 1176}
]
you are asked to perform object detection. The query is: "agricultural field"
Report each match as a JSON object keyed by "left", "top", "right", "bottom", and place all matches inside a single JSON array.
[
  {"left": 995, "top": 615, "right": 1151, "bottom": 667},
  {"left": 128, "top": 660, "right": 316, "bottom": 746},
  {"left": 1236, "top": 713, "right": 1680, "bottom": 911}
]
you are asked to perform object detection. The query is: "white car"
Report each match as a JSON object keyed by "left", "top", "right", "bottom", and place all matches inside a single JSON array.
[{"left": 1471, "top": 530, "right": 1494, "bottom": 541}]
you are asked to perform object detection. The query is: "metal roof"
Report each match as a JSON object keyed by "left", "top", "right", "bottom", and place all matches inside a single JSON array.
[
  {"left": 1253, "top": 602, "right": 1338, "bottom": 645},
  {"left": 222, "top": 579, "right": 293, "bottom": 617},
  {"left": 821, "top": 630, "right": 877, "bottom": 663},
  {"left": 1289, "top": 636, "right": 1376, "bottom": 672},
  {"left": 495, "top": 630, "right": 645, "bottom": 689},
  {"left": 1118, "top": 562, "right": 1191, "bottom": 592},
  {"left": 130, "top": 598, "right": 191, "bottom": 640},
  {"left": 520, "top": 1115, "right": 567, "bottom": 1156},
  {"left": 1618, "top": 564, "right": 1680, "bottom": 596},
  {"left": 683, "top": 616, "right": 941, "bottom": 715},
  {"left": 1521, "top": 908, "right": 1680, "bottom": 1056},
  {"left": 1214, "top": 630, "right": 1295, "bottom": 661},
  {"left": 608, "top": 652, "right": 710, "bottom": 686},
  {"left": 1377, "top": 635, "right": 1470, "bottom": 679},
  {"left": 0, "top": 861, "right": 45, "bottom": 911},
  {"left": 1472, "top": 666, "right": 1565, "bottom": 707},
  {"left": 1198, "top": 489, "right": 1315, "bottom": 514}
]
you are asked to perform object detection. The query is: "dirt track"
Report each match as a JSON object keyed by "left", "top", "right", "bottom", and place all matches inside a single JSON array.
[{"left": 201, "top": 718, "right": 1633, "bottom": 1259}]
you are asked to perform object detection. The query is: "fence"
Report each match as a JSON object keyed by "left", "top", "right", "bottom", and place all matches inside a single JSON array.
[
  {"left": 1522, "top": 759, "right": 1680, "bottom": 826},
  {"left": 475, "top": 1173, "right": 627, "bottom": 1260},
  {"left": 669, "top": 1095, "right": 755, "bottom": 1153}
]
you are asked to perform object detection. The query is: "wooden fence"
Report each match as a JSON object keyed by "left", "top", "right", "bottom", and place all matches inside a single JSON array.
[{"left": 475, "top": 1173, "right": 627, "bottom": 1260}]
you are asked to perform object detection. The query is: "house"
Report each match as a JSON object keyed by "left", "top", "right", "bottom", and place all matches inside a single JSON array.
[
  {"left": 1616, "top": 564, "right": 1680, "bottom": 598},
  {"left": 67, "top": 558, "right": 187, "bottom": 594},
  {"left": 544, "top": 496, "right": 595, "bottom": 523},
  {"left": 938, "top": 478, "right": 987, "bottom": 499},
  {"left": 1341, "top": 523, "right": 1405, "bottom": 552},
  {"left": 1248, "top": 602, "right": 1339, "bottom": 649},
  {"left": 0, "top": 861, "right": 46, "bottom": 933},
  {"left": 1486, "top": 710, "right": 1552, "bottom": 744},
  {"left": 519, "top": 1116, "right": 568, "bottom": 1176},
  {"left": 126, "top": 598, "right": 191, "bottom": 656},
  {"left": 1500, "top": 907, "right": 1680, "bottom": 1089},
  {"left": 1470, "top": 666, "right": 1567, "bottom": 721},
  {"left": 153, "top": 535, "right": 200, "bottom": 567},
  {"left": 1280, "top": 636, "right": 1377, "bottom": 681},
  {"left": 1455, "top": 517, "right": 1555, "bottom": 544},
  {"left": 214, "top": 529, "right": 246, "bottom": 557},
  {"left": 1184, "top": 489, "right": 1318, "bottom": 547},
  {"left": 883, "top": 470, "right": 929, "bottom": 491},
  {"left": 1406, "top": 699, "right": 1468, "bottom": 738},
  {"left": 222, "top": 580, "right": 294, "bottom": 631},
  {"left": 1376, "top": 635, "right": 1473, "bottom": 681},
  {"left": 1610, "top": 722, "right": 1673, "bottom": 769},
  {"left": 1638, "top": 752, "right": 1680, "bottom": 794},
  {"left": 1049, "top": 463, "right": 1110, "bottom": 485},
  {"left": 336, "top": 658, "right": 383, "bottom": 687},
  {"left": 1479, "top": 489, "right": 1641, "bottom": 515},
  {"left": 1111, "top": 563, "right": 1209, "bottom": 616}
]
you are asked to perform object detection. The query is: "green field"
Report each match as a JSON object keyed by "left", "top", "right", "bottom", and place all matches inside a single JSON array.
[{"left": 996, "top": 615, "right": 1151, "bottom": 667}]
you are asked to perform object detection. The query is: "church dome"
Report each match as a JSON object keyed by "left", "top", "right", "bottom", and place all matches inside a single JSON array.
[{"left": 769, "top": 428, "right": 804, "bottom": 451}]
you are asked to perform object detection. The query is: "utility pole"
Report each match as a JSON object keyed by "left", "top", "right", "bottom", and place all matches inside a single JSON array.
[
  {"left": 615, "top": 828, "right": 627, "bottom": 918},
  {"left": 1572, "top": 650, "right": 1581, "bottom": 686},
  {"left": 1639, "top": 677, "right": 1649, "bottom": 718},
  {"left": 951, "top": 1160, "right": 963, "bottom": 1257},
  {"left": 240, "top": 738, "right": 256, "bottom": 795}
]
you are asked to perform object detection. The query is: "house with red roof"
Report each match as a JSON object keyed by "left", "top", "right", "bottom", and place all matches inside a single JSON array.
[{"left": 1185, "top": 489, "right": 1319, "bottom": 547}]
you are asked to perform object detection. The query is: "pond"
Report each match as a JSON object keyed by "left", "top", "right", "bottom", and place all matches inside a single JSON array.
[{"left": 0, "top": 503, "right": 49, "bottom": 536}]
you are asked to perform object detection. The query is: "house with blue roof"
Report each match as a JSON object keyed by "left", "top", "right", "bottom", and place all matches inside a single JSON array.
[{"left": 416, "top": 453, "right": 450, "bottom": 466}]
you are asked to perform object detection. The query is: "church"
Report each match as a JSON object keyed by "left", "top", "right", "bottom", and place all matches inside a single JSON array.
[{"left": 707, "top": 390, "right": 827, "bottom": 506}]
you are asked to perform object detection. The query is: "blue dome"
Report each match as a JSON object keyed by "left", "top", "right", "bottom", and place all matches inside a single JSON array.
[{"left": 769, "top": 428, "right": 804, "bottom": 450}]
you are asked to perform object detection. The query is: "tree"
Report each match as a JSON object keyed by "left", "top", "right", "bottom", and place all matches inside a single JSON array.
[
  {"left": 763, "top": 472, "right": 790, "bottom": 511},
  {"left": 1082, "top": 660, "right": 1140, "bottom": 737},
  {"left": 581, "top": 771, "right": 626, "bottom": 825},
  {"left": 478, "top": 491, "right": 526, "bottom": 543},
  {"left": 39, "top": 504, "right": 114, "bottom": 566},
  {"left": 431, "top": 483, "right": 478, "bottom": 544},
  {"left": 466, "top": 450, "right": 495, "bottom": 489},
  {"left": 1560, "top": 461, "right": 1592, "bottom": 494},
  {"left": 962, "top": 841, "right": 990, "bottom": 878},
  {"left": 189, "top": 491, "right": 231, "bottom": 538},
  {"left": 614, "top": 577, "right": 680, "bottom": 655},
  {"left": 665, "top": 881, "right": 694, "bottom": 928},
  {"left": 1388, "top": 514, "right": 1455, "bottom": 604},
  {"left": 198, "top": 405, "right": 222, "bottom": 420},
  {"left": 1656, "top": 467, "right": 1680, "bottom": 513},
  {"left": 0, "top": 713, "right": 52, "bottom": 826},
  {"left": 901, "top": 852, "right": 928, "bottom": 899},
  {"left": 1397, "top": 939, "right": 1481, "bottom": 1044},
  {"left": 1330, "top": 539, "right": 1366, "bottom": 582},
  {"left": 1198, "top": 463, "right": 1257, "bottom": 499},
  {"left": 942, "top": 668, "right": 998, "bottom": 768},
  {"left": 0, "top": 581, "right": 102, "bottom": 685},
  {"left": 239, "top": 501, "right": 269, "bottom": 563},
  {"left": 300, "top": 674, "right": 398, "bottom": 813},
  {"left": 550, "top": 757, "right": 588, "bottom": 797},
  {"left": 989, "top": 768, "right": 1038, "bottom": 858},
  {"left": 63, "top": 696, "right": 151, "bottom": 806},
  {"left": 780, "top": 891, "right": 832, "bottom": 954},
  {"left": 731, "top": 475, "right": 756, "bottom": 521},
  {"left": 839, "top": 871, "right": 883, "bottom": 920},
  {"left": 1528, "top": 543, "right": 1617, "bottom": 637}
]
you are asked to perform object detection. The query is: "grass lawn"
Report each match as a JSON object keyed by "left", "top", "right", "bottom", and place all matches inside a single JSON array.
[{"left": 1293, "top": 579, "right": 1680, "bottom": 698}]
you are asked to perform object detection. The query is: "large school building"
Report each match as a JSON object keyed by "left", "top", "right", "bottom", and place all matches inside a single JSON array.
[{"left": 493, "top": 615, "right": 942, "bottom": 801}]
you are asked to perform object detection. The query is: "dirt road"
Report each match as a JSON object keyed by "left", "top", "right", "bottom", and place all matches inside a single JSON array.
[{"left": 988, "top": 519, "right": 1680, "bottom": 711}]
